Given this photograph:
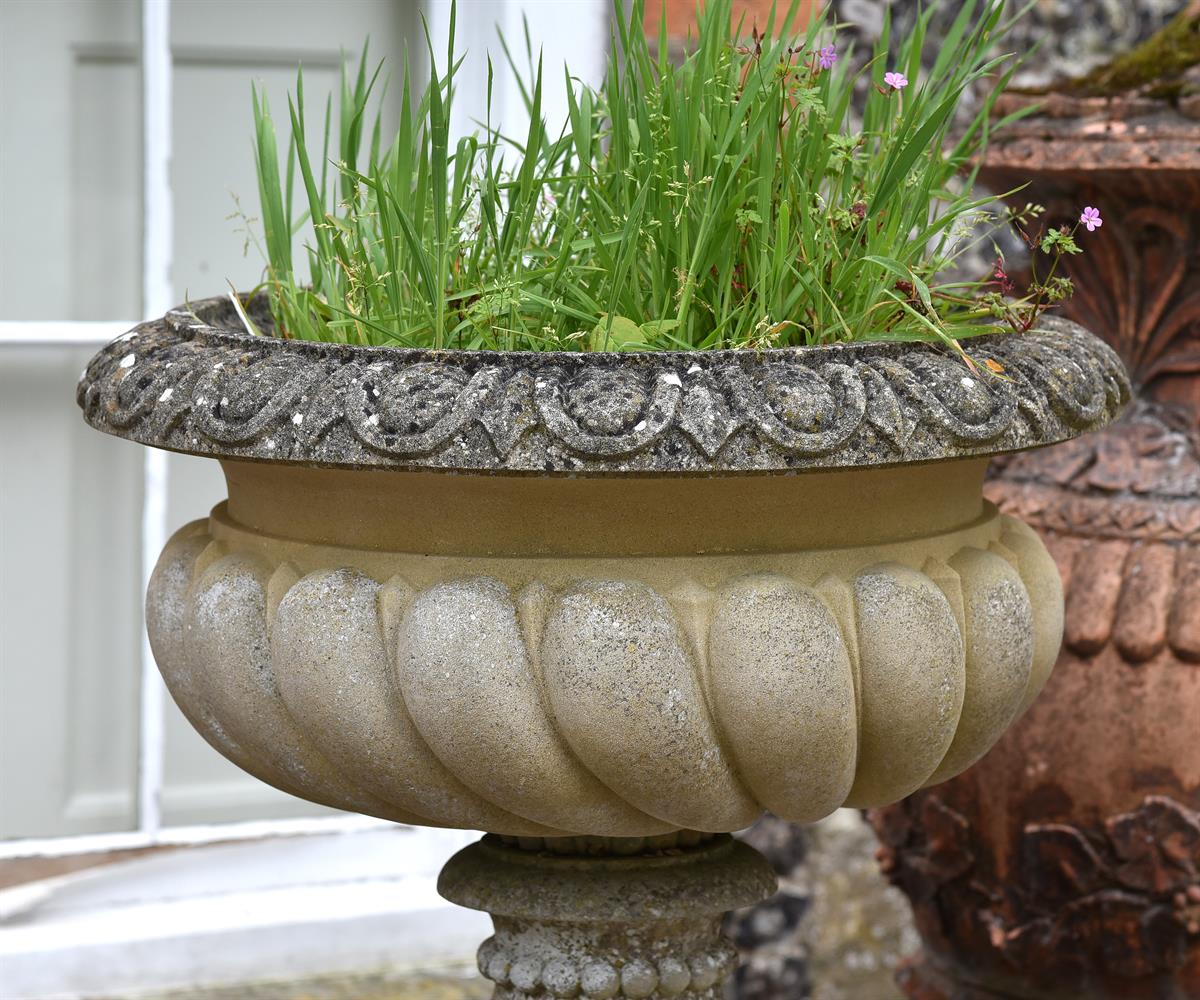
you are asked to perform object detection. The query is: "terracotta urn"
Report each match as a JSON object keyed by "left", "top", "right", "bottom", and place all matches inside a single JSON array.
[
  {"left": 867, "top": 74, "right": 1200, "bottom": 1000},
  {"left": 77, "top": 294, "right": 1126, "bottom": 998}
]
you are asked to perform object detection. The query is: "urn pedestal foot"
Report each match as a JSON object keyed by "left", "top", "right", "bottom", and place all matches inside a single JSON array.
[{"left": 438, "top": 833, "right": 777, "bottom": 999}]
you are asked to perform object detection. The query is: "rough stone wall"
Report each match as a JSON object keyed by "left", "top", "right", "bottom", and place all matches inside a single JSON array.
[
  {"left": 825, "top": 0, "right": 1194, "bottom": 280},
  {"left": 722, "top": 10, "right": 1191, "bottom": 999},
  {"left": 727, "top": 811, "right": 919, "bottom": 999},
  {"left": 831, "top": 0, "right": 1187, "bottom": 89}
]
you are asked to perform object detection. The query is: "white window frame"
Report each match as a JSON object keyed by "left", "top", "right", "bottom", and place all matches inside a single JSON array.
[{"left": 0, "top": 0, "right": 610, "bottom": 861}]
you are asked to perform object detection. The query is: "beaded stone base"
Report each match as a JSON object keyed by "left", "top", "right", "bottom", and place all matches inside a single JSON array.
[{"left": 438, "top": 834, "right": 777, "bottom": 999}]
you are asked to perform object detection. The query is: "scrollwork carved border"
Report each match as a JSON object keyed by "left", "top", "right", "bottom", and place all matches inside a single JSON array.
[{"left": 77, "top": 294, "right": 1129, "bottom": 474}]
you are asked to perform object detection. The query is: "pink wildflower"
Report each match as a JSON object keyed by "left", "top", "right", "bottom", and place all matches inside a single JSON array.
[
  {"left": 884, "top": 71, "right": 909, "bottom": 91},
  {"left": 818, "top": 45, "right": 838, "bottom": 70},
  {"left": 992, "top": 257, "right": 1014, "bottom": 295},
  {"left": 1080, "top": 206, "right": 1103, "bottom": 232}
]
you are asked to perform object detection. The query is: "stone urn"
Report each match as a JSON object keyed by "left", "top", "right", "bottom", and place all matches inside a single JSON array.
[
  {"left": 867, "top": 72, "right": 1200, "bottom": 1000},
  {"left": 76, "top": 294, "right": 1126, "bottom": 998}
]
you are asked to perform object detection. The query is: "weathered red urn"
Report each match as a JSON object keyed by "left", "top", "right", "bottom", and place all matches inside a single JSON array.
[{"left": 869, "top": 22, "right": 1200, "bottom": 1000}]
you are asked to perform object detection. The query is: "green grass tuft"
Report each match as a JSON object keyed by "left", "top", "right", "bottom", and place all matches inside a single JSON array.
[{"left": 247, "top": 0, "right": 1046, "bottom": 352}]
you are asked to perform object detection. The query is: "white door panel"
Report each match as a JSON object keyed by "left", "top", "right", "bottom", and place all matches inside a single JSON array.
[
  {"left": 0, "top": 0, "right": 141, "bottom": 320},
  {"left": 157, "top": 0, "right": 413, "bottom": 828},
  {"left": 0, "top": 0, "right": 414, "bottom": 839},
  {"left": 1, "top": 0, "right": 612, "bottom": 843},
  {"left": 0, "top": 346, "right": 143, "bottom": 838}
]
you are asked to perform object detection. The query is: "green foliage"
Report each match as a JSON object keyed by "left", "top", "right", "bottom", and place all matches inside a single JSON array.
[
  {"left": 247, "top": 0, "right": 1052, "bottom": 351},
  {"left": 1040, "top": 228, "right": 1081, "bottom": 256}
]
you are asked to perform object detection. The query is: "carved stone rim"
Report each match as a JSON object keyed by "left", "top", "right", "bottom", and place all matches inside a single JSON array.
[{"left": 76, "top": 293, "right": 1130, "bottom": 475}]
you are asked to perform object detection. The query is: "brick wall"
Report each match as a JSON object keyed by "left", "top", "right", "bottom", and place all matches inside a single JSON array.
[{"left": 643, "top": 0, "right": 819, "bottom": 39}]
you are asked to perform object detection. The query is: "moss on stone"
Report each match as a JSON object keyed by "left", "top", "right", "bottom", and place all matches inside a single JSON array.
[{"left": 1063, "top": 4, "right": 1200, "bottom": 99}]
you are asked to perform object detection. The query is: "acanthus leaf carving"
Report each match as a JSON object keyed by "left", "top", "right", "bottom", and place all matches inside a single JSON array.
[
  {"left": 1106, "top": 795, "right": 1200, "bottom": 894},
  {"left": 677, "top": 364, "right": 743, "bottom": 458},
  {"left": 861, "top": 363, "right": 912, "bottom": 451},
  {"left": 478, "top": 370, "right": 539, "bottom": 458},
  {"left": 869, "top": 793, "right": 1200, "bottom": 986}
]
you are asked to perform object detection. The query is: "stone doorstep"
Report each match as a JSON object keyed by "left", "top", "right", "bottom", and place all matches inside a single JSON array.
[
  {"left": 0, "top": 847, "right": 178, "bottom": 894},
  {"left": 0, "top": 827, "right": 489, "bottom": 1000},
  {"left": 114, "top": 967, "right": 491, "bottom": 1000}
]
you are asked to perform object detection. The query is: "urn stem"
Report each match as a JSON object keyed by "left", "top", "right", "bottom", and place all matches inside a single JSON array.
[{"left": 438, "top": 833, "right": 777, "bottom": 999}]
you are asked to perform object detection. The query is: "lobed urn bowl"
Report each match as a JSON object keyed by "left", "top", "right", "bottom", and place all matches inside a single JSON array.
[{"left": 77, "top": 294, "right": 1127, "bottom": 998}]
